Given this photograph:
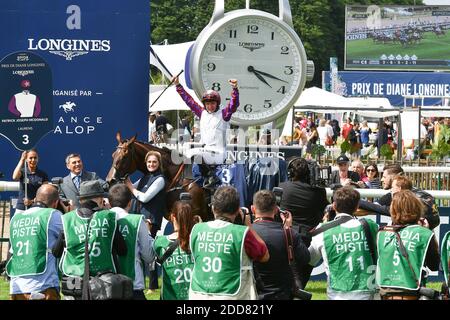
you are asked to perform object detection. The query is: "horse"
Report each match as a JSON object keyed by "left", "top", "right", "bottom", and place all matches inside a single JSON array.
[
  {"left": 59, "top": 101, "right": 76, "bottom": 113},
  {"left": 433, "top": 27, "right": 445, "bottom": 37},
  {"left": 106, "top": 132, "right": 209, "bottom": 221}
]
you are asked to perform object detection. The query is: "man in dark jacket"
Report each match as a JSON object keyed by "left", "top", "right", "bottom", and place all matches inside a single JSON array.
[
  {"left": 252, "top": 190, "right": 310, "bottom": 299},
  {"left": 279, "top": 157, "right": 328, "bottom": 288}
]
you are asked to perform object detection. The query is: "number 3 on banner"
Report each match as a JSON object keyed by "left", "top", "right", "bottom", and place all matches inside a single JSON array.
[{"left": 22, "top": 134, "right": 29, "bottom": 145}]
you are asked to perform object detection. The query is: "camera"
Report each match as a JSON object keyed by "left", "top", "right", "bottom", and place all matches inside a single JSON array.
[
  {"left": 51, "top": 177, "right": 63, "bottom": 185},
  {"left": 272, "top": 187, "right": 285, "bottom": 223},
  {"left": 179, "top": 192, "right": 192, "bottom": 202},
  {"left": 272, "top": 187, "right": 283, "bottom": 206},
  {"left": 51, "top": 177, "right": 70, "bottom": 206},
  {"left": 234, "top": 207, "right": 253, "bottom": 225},
  {"left": 324, "top": 204, "right": 336, "bottom": 222}
]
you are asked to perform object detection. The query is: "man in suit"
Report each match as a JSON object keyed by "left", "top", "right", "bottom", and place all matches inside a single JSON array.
[
  {"left": 329, "top": 155, "right": 361, "bottom": 189},
  {"left": 59, "top": 153, "right": 106, "bottom": 209}
]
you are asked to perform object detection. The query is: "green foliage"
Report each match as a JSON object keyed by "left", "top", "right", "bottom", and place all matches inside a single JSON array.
[
  {"left": 340, "top": 139, "right": 351, "bottom": 154},
  {"left": 431, "top": 124, "right": 450, "bottom": 160},
  {"left": 380, "top": 143, "right": 394, "bottom": 160},
  {"left": 311, "top": 144, "right": 326, "bottom": 158}
]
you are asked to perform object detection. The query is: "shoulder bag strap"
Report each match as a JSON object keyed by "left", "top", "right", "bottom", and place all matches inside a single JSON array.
[
  {"left": 156, "top": 239, "right": 179, "bottom": 265},
  {"left": 394, "top": 230, "right": 420, "bottom": 288},
  {"left": 310, "top": 215, "right": 353, "bottom": 237},
  {"left": 360, "top": 218, "right": 376, "bottom": 265},
  {"left": 82, "top": 217, "right": 93, "bottom": 300},
  {"left": 283, "top": 227, "right": 302, "bottom": 289}
]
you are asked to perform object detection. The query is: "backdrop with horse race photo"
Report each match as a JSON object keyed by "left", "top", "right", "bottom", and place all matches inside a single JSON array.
[{"left": 345, "top": 5, "right": 450, "bottom": 71}]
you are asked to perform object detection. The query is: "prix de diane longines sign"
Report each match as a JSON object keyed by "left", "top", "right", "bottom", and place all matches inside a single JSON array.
[
  {"left": 0, "top": 1, "right": 149, "bottom": 178},
  {"left": 0, "top": 52, "right": 53, "bottom": 151}
]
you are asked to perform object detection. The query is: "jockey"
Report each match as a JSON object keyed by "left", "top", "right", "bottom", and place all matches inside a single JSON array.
[{"left": 173, "top": 76, "right": 239, "bottom": 188}]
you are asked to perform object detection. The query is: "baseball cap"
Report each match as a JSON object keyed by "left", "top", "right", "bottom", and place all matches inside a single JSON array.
[{"left": 336, "top": 155, "right": 350, "bottom": 164}]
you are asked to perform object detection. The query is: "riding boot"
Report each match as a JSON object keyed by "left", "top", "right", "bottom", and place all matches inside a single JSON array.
[{"left": 199, "top": 164, "right": 219, "bottom": 189}]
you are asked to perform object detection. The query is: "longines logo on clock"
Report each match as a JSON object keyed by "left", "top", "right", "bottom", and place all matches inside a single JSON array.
[{"left": 238, "top": 42, "right": 265, "bottom": 51}]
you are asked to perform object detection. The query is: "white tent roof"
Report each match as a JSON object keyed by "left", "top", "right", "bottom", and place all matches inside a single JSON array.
[
  {"left": 346, "top": 97, "right": 399, "bottom": 118},
  {"left": 149, "top": 85, "right": 200, "bottom": 112},
  {"left": 294, "top": 87, "right": 399, "bottom": 118},
  {"left": 420, "top": 106, "right": 450, "bottom": 117},
  {"left": 295, "top": 86, "right": 350, "bottom": 109},
  {"left": 150, "top": 41, "right": 194, "bottom": 87}
]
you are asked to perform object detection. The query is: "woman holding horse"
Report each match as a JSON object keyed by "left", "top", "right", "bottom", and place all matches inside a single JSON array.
[
  {"left": 125, "top": 150, "right": 167, "bottom": 293},
  {"left": 125, "top": 150, "right": 167, "bottom": 237}
]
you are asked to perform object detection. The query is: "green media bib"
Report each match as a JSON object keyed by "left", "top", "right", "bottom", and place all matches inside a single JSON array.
[
  {"left": 6, "top": 208, "right": 53, "bottom": 277},
  {"left": 190, "top": 221, "right": 247, "bottom": 296},
  {"left": 60, "top": 209, "right": 117, "bottom": 277},
  {"left": 323, "top": 218, "right": 378, "bottom": 292},
  {"left": 154, "top": 235, "right": 194, "bottom": 300},
  {"left": 376, "top": 225, "right": 433, "bottom": 290},
  {"left": 117, "top": 214, "right": 142, "bottom": 281},
  {"left": 441, "top": 231, "right": 450, "bottom": 285}
]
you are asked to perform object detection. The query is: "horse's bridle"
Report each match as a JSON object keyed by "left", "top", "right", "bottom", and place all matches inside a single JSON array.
[{"left": 114, "top": 141, "right": 137, "bottom": 181}]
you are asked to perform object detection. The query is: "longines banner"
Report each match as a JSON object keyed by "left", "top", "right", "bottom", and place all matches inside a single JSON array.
[
  {"left": 323, "top": 70, "right": 450, "bottom": 107},
  {"left": 0, "top": 1, "right": 149, "bottom": 178}
]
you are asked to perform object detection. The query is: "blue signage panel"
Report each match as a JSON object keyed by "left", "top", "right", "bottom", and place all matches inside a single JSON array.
[
  {"left": 0, "top": 51, "right": 53, "bottom": 151},
  {"left": 0, "top": 1, "right": 149, "bottom": 179},
  {"left": 323, "top": 70, "right": 450, "bottom": 106}
]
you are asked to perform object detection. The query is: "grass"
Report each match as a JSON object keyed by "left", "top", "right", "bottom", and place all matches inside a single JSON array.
[
  {"left": 0, "top": 276, "right": 443, "bottom": 300},
  {"left": 0, "top": 275, "right": 161, "bottom": 300}
]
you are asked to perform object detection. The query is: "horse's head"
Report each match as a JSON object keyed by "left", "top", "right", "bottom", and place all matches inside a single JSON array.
[{"left": 106, "top": 132, "right": 137, "bottom": 185}]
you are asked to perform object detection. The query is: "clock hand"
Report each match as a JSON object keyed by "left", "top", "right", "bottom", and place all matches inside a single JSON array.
[
  {"left": 252, "top": 68, "right": 288, "bottom": 83},
  {"left": 248, "top": 66, "right": 272, "bottom": 88}
]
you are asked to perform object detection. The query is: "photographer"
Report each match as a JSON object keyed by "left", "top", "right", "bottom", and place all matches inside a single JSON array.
[
  {"left": 252, "top": 190, "right": 310, "bottom": 300},
  {"left": 377, "top": 190, "right": 439, "bottom": 300},
  {"left": 309, "top": 187, "right": 379, "bottom": 300},
  {"left": 279, "top": 157, "right": 329, "bottom": 288},
  {"left": 329, "top": 155, "right": 362, "bottom": 189},
  {"left": 7, "top": 184, "right": 62, "bottom": 300},
  {"left": 52, "top": 181, "right": 127, "bottom": 291},
  {"left": 189, "top": 186, "right": 269, "bottom": 300}
]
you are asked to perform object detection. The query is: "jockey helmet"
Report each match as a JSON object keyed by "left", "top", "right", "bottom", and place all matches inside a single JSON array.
[{"left": 202, "top": 90, "right": 221, "bottom": 108}]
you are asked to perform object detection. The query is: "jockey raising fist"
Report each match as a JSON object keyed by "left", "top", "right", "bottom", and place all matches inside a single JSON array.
[{"left": 172, "top": 74, "right": 240, "bottom": 188}]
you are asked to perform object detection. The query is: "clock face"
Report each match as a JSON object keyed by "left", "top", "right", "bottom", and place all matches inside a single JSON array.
[{"left": 190, "top": 11, "right": 308, "bottom": 126}]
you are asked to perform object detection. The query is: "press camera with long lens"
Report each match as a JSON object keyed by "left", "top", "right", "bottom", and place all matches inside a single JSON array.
[
  {"left": 51, "top": 177, "right": 70, "bottom": 207},
  {"left": 306, "top": 160, "right": 331, "bottom": 188},
  {"left": 272, "top": 187, "right": 286, "bottom": 223}
]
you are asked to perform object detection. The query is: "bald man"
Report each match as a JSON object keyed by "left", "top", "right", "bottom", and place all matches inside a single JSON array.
[{"left": 6, "top": 184, "right": 63, "bottom": 300}]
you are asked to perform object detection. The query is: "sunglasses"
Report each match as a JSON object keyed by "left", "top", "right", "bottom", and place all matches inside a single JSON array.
[{"left": 366, "top": 169, "right": 376, "bottom": 172}]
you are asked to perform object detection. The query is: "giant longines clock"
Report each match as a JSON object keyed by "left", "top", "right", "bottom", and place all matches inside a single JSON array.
[{"left": 189, "top": 0, "right": 314, "bottom": 126}]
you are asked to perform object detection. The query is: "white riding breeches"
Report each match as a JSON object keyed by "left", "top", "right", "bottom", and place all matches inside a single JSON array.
[{"left": 184, "top": 146, "right": 226, "bottom": 165}]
